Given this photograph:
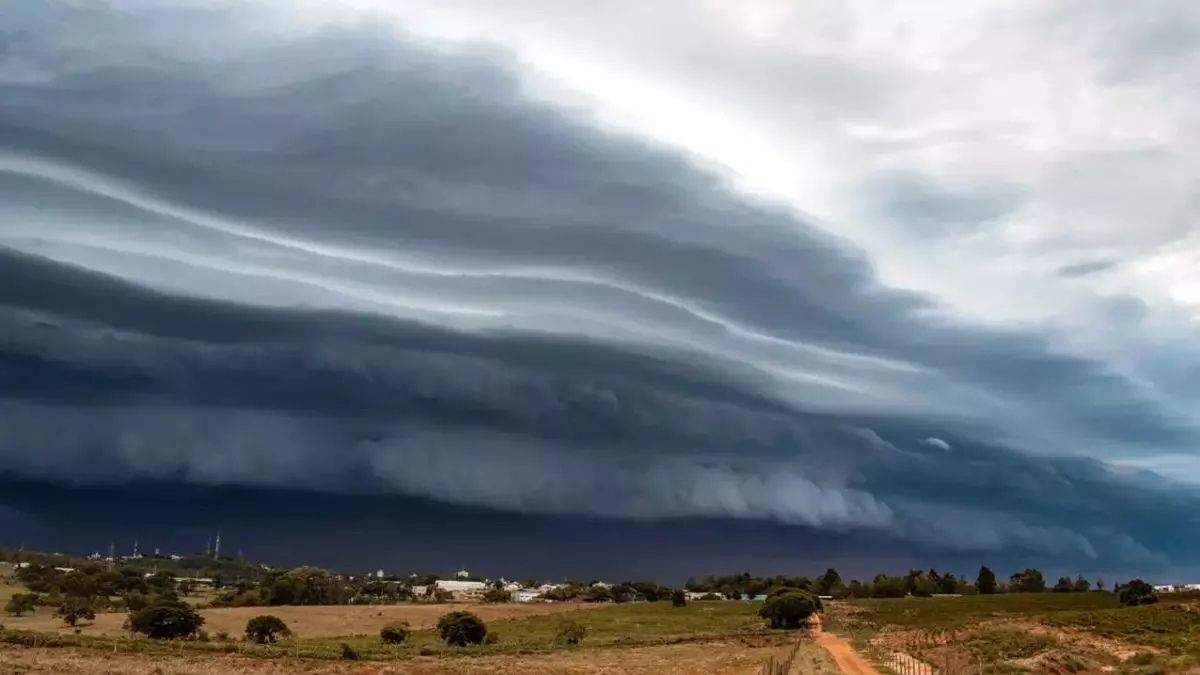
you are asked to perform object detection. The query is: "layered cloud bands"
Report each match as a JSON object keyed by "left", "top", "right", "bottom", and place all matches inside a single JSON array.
[{"left": 1, "top": 2, "right": 1197, "bottom": 569}]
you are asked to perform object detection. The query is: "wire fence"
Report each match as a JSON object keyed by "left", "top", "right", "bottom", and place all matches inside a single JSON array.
[{"left": 759, "top": 637, "right": 803, "bottom": 675}]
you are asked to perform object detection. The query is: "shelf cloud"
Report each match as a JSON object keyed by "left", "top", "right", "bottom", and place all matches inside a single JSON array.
[{"left": 2, "top": 1, "right": 1199, "bottom": 573}]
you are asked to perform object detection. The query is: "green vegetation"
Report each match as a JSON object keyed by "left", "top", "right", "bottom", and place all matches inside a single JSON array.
[
  {"left": 829, "top": 592, "right": 1120, "bottom": 634},
  {"left": 244, "top": 615, "right": 291, "bottom": 644},
  {"left": 4, "top": 593, "right": 39, "bottom": 617},
  {"left": 437, "top": 610, "right": 488, "bottom": 646},
  {"left": 380, "top": 621, "right": 409, "bottom": 644},
  {"left": 1043, "top": 604, "right": 1200, "bottom": 656},
  {"left": 962, "top": 628, "right": 1059, "bottom": 661},
  {"left": 54, "top": 597, "right": 95, "bottom": 627},
  {"left": 759, "top": 591, "right": 818, "bottom": 628},
  {"left": 126, "top": 599, "right": 205, "bottom": 639},
  {"left": 555, "top": 618, "right": 586, "bottom": 645}
]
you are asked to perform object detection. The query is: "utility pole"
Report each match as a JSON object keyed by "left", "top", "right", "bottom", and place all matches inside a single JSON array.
[{"left": 213, "top": 529, "right": 221, "bottom": 561}]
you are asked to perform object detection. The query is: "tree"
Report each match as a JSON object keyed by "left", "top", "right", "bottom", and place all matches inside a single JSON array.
[
  {"left": 816, "top": 569, "right": 842, "bottom": 595},
  {"left": 1095, "top": 578, "right": 1105, "bottom": 591},
  {"left": 5, "top": 593, "right": 39, "bottom": 617},
  {"left": 759, "top": 591, "right": 817, "bottom": 629},
  {"left": 969, "top": 562, "right": 998, "bottom": 588},
  {"left": 380, "top": 621, "right": 410, "bottom": 645},
  {"left": 671, "top": 589, "right": 687, "bottom": 607},
  {"left": 55, "top": 597, "right": 95, "bottom": 627},
  {"left": 127, "top": 600, "right": 204, "bottom": 639},
  {"left": 1053, "top": 576, "right": 1073, "bottom": 593},
  {"left": 437, "top": 611, "right": 488, "bottom": 646},
  {"left": 1073, "top": 576, "right": 1091, "bottom": 593},
  {"left": 244, "top": 615, "right": 291, "bottom": 644},
  {"left": 1009, "top": 569, "right": 1046, "bottom": 593},
  {"left": 555, "top": 619, "right": 587, "bottom": 645},
  {"left": 1117, "top": 579, "right": 1158, "bottom": 607}
]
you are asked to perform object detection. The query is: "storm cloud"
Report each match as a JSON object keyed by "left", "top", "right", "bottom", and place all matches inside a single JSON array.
[{"left": 2, "top": 1, "right": 1198, "bottom": 574}]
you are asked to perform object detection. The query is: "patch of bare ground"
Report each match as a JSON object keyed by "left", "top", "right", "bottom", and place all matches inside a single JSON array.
[
  {"left": 0, "top": 637, "right": 792, "bottom": 674},
  {"left": 3, "top": 602, "right": 597, "bottom": 639}
]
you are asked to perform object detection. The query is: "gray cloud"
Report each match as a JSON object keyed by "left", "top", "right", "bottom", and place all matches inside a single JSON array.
[{"left": 1, "top": 2, "right": 1198, "bottom": 567}]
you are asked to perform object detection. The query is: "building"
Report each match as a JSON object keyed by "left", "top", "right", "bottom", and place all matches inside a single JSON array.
[{"left": 434, "top": 579, "right": 487, "bottom": 600}]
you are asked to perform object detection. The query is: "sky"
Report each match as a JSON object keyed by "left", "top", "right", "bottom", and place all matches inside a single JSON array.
[{"left": 1, "top": 0, "right": 1199, "bottom": 582}]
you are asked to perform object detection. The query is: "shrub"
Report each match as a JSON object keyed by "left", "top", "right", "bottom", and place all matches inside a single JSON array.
[
  {"left": 482, "top": 587, "right": 511, "bottom": 603},
  {"left": 671, "top": 589, "right": 687, "bottom": 607},
  {"left": 4, "top": 593, "right": 40, "bottom": 617},
  {"left": 1117, "top": 579, "right": 1158, "bottom": 606},
  {"left": 244, "top": 615, "right": 291, "bottom": 644},
  {"left": 55, "top": 597, "right": 96, "bottom": 627},
  {"left": 437, "top": 610, "right": 488, "bottom": 646},
  {"left": 555, "top": 619, "right": 586, "bottom": 645},
  {"left": 340, "top": 642, "right": 360, "bottom": 660},
  {"left": 484, "top": 631, "right": 499, "bottom": 644},
  {"left": 759, "top": 591, "right": 818, "bottom": 629},
  {"left": 127, "top": 600, "right": 204, "bottom": 639},
  {"left": 380, "top": 621, "right": 409, "bottom": 645}
]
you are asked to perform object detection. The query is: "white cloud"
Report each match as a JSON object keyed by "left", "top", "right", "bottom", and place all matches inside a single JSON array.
[{"left": 924, "top": 437, "right": 952, "bottom": 451}]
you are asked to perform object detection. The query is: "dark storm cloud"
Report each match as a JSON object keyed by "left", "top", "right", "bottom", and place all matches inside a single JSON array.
[{"left": 1, "top": 1, "right": 1198, "bottom": 569}]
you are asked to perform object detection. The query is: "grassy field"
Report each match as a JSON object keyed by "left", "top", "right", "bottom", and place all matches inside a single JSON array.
[
  {"left": 827, "top": 593, "right": 1200, "bottom": 674},
  {"left": 0, "top": 600, "right": 780, "bottom": 661},
  {"left": 4, "top": 600, "right": 596, "bottom": 638}
]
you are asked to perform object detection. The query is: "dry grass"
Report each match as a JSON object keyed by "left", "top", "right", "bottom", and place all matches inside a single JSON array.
[
  {"left": 4, "top": 602, "right": 596, "bottom": 638},
  {"left": 0, "top": 636, "right": 797, "bottom": 674}
]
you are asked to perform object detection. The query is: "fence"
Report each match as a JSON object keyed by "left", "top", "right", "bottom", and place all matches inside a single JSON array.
[{"left": 759, "top": 637, "right": 802, "bottom": 675}]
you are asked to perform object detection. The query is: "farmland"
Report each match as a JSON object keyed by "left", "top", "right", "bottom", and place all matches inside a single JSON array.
[
  {"left": 827, "top": 593, "right": 1200, "bottom": 673},
  {"left": 0, "top": 600, "right": 819, "bottom": 673}
]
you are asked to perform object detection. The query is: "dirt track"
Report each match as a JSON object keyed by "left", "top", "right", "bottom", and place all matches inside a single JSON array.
[{"left": 811, "top": 616, "right": 880, "bottom": 675}]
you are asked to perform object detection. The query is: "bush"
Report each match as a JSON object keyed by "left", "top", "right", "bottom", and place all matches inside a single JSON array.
[
  {"left": 484, "top": 631, "right": 499, "bottom": 644},
  {"left": 482, "top": 587, "right": 511, "bottom": 603},
  {"left": 1118, "top": 579, "right": 1158, "bottom": 607},
  {"left": 244, "top": 615, "right": 291, "bottom": 644},
  {"left": 555, "top": 619, "right": 586, "bottom": 645},
  {"left": 437, "top": 610, "right": 488, "bottom": 646},
  {"left": 759, "top": 591, "right": 817, "bottom": 629},
  {"left": 127, "top": 600, "right": 204, "bottom": 639},
  {"left": 340, "top": 642, "right": 360, "bottom": 660},
  {"left": 380, "top": 621, "right": 409, "bottom": 644},
  {"left": 4, "top": 593, "right": 39, "bottom": 617},
  {"left": 55, "top": 597, "right": 96, "bottom": 627},
  {"left": 671, "top": 589, "right": 687, "bottom": 607}
]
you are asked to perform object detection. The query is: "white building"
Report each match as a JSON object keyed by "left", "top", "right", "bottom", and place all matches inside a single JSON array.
[{"left": 434, "top": 579, "right": 487, "bottom": 600}]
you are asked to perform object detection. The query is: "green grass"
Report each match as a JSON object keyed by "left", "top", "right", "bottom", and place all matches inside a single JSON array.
[
  {"left": 962, "top": 628, "right": 1058, "bottom": 661},
  {"left": 0, "top": 582, "right": 23, "bottom": 603},
  {"left": 830, "top": 593, "right": 1120, "bottom": 634},
  {"left": 0, "top": 600, "right": 780, "bottom": 661},
  {"left": 1042, "top": 604, "right": 1200, "bottom": 656}
]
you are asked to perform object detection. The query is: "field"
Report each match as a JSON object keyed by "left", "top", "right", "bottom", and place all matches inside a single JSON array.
[
  {"left": 3, "top": 601, "right": 596, "bottom": 638},
  {"left": 827, "top": 593, "right": 1200, "bottom": 674},
  {"left": 0, "top": 600, "right": 823, "bottom": 673}
]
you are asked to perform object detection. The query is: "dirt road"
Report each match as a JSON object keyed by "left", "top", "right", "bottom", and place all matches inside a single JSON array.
[{"left": 810, "top": 615, "right": 880, "bottom": 675}]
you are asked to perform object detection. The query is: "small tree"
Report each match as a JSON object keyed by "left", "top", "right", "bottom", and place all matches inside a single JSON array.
[
  {"left": 4, "top": 593, "right": 39, "bottom": 617},
  {"left": 555, "top": 619, "right": 587, "bottom": 645},
  {"left": 437, "top": 611, "right": 487, "bottom": 646},
  {"left": 380, "top": 621, "right": 410, "bottom": 644},
  {"left": 1117, "top": 579, "right": 1158, "bottom": 607},
  {"left": 1009, "top": 568, "right": 1046, "bottom": 593},
  {"left": 1073, "top": 576, "right": 1091, "bottom": 593},
  {"left": 244, "top": 615, "right": 291, "bottom": 644},
  {"left": 1053, "top": 577, "right": 1073, "bottom": 593},
  {"left": 55, "top": 597, "right": 96, "bottom": 627},
  {"left": 127, "top": 600, "right": 204, "bottom": 639},
  {"left": 759, "top": 591, "right": 817, "bottom": 629},
  {"left": 671, "top": 589, "right": 687, "bottom": 607}
]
